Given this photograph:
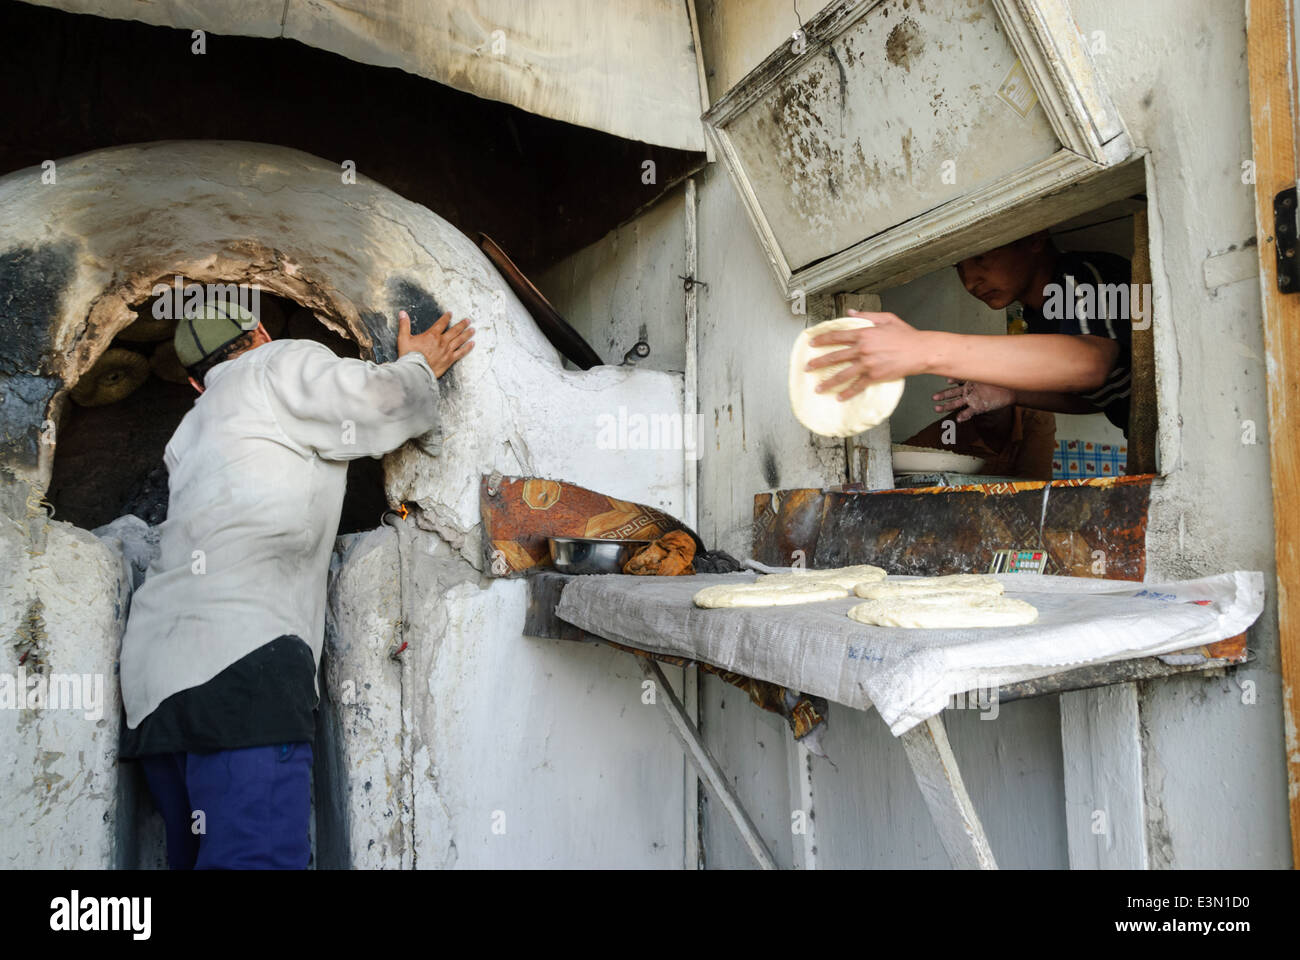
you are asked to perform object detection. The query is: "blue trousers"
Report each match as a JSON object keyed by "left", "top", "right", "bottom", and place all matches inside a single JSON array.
[{"left": 140, "top": 742, "right": 313, "bottom": 870}]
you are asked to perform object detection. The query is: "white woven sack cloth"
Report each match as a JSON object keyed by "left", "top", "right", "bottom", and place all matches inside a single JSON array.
[{"left": 553, "top": 570, "right": 1265, "bottom": 735}]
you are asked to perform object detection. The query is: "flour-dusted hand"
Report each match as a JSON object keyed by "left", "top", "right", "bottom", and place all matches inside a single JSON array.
[
  {"left": 805, "top": 308, "right": 932, "bottom": 400},
  {"left": 398, "top": 309, "right": 475, "bottom": 378},
  {"left": 789, "top": 318, "right": 904, "bottom": 435},
  {"left": 931, "top": 378, "right": 1016, "bottom": 422}
]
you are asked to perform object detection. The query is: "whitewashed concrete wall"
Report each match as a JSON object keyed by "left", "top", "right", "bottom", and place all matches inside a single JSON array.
[
  {"left": 536, "top": 185, "right": 688, "bottom": 374},
  {"left": 1067, "top": 0, "right": 1288, "bottom": 868},
  {"left": 540, "top": 168, "right": 805, "bottom": 868},
  {"left": 322, "top": 526, "right": 686, "bottom": 868},
  {"left": 696, "top": 0, "right": 835, "bottom": 104},
  {"left": 0, "top": 519, "right": 128, "bottom": 867},
  {"left": 541, "top": 159, "right": 863, "bottom": 869}
]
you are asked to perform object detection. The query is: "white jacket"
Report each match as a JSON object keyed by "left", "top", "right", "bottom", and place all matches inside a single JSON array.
[{"left": 120, "top": 338, "right": 440, "bottom": 728}]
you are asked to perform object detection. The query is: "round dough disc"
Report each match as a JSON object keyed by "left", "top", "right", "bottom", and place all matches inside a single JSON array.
[
  {"left": 762, "top": 564, "right": 887, "bottom": 590},
  {"left": 71, "top": 347, "right": 150, "bottom": 406},
  {"left": 847, "top": 593, "right": 1038, "bottom": 628},
  {"left": 853, "top": 574, "right": 1003, "bottom": 599},
  {"left": 694, "top": 579, "right": 849, "bottom": 608},
  {"left": 789, "top": 317, "right": 904, "bottom": 437}
]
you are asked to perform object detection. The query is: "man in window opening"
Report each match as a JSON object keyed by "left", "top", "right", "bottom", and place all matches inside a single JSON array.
[
  {"left": 808, "top": 231, "right": 1134, "bottom": 479},
  {"left": 117, "top": 298, "right": 474, "bottom": 869}
]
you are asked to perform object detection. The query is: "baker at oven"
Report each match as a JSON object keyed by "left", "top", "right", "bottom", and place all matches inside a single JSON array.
[
  {"left": 118, "top": 299, "right": 473, "bottom": 870},
  {"left": 806, "top": 231, "right": 1133, "bottom": 479}
]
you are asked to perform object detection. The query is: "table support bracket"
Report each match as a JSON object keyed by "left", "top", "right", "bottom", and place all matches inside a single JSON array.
[
  {"left": 899, "top": 715, "right": 999, "bottom": 869},
  {"left": 639, "top": 658, "right": 779, "bottom": 870}
]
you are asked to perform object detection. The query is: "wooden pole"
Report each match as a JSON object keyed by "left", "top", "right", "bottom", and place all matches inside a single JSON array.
[
  {"left": 683, "top": 178, "right": 702, "bottom": 868},
  {"left": 1246, "top": 0, "right": 1300, "bottom": 867},
  {"left": 1127, "top": 207, "right": 1157, "bottom": 473}
]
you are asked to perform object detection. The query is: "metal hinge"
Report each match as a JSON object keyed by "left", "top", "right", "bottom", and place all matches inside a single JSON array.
[{"left": 1274, "top": 187, "right": 1299, "bottom": 292}]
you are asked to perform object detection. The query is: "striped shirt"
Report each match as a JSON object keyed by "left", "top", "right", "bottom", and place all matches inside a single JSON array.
[{"left": 1021, "top": 250, "right": 1133, "bottom": 435}]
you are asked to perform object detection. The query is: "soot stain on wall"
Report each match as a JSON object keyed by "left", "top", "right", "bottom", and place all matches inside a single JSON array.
[
  {"left": 0, "top": 242, "right": 74, "bottom": 374},
  {"left": 0, "top": 242, "right": 76, "bottom": 470},
  {"left": 0, "top": 374, "right": 61, "bottom": 470},
  {"left": 389, "top": 279, "right": 445, "bottom": 336},
  {"left": 358, "top": 310, "right": 395, "bottom": 363},
  {"left": 384, "top": 278, "right": 455, "bottom": 391},
  {"left": 362, "top": 278, "right": 446, "bottom": 365}
]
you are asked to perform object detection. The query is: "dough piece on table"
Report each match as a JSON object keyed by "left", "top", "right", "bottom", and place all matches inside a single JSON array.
[
  {"left": 853, "top": 574, "right": 1003, "bottom": 599},
  {"left": 761, "top": 564, "right": 887, "bottom": 590},
  {"left": 847, "top": 593, "right": 1038, "bottom": 628},
  {"left": 789, "top": 317, "right": 904, "bottom": 437},
  {"left": 694, "top": 579, "right": 849, "bottom": 608}
]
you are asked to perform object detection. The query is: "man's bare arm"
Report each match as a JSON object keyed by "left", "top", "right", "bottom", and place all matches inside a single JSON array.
[
  {"left": 922, "top": 330, "right": 1117, "bottom": 393},
  {"left": 807, "top": 309, "right": 1118, "bottom": 399}
]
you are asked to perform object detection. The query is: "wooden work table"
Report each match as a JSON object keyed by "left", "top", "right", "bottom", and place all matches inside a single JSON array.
[{"left": 524, "top": 571, "right": 1249, "bottom": 870}]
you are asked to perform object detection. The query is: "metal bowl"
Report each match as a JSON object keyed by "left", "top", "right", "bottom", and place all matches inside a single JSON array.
[{"left": 548, "top": 537, "right": 652, "bottom": 575}]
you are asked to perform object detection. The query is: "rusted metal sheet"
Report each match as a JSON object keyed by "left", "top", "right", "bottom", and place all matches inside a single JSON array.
[
  {"left": 481, "top": 475, "right": 694, "bottom": 576},
  {"left": 753, "top": 475, "right": 1154, "bottom": 580},
  {"left": 752, "top": 488, "right": 829, "bottom": 567},
  {"left": 1204, "top": 635, "right": 1249, "bottom": 662}
]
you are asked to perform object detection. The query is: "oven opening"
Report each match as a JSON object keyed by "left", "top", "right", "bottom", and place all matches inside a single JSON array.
[{"left": 47, "top": 288, "right": 389, "bottom": 536}]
